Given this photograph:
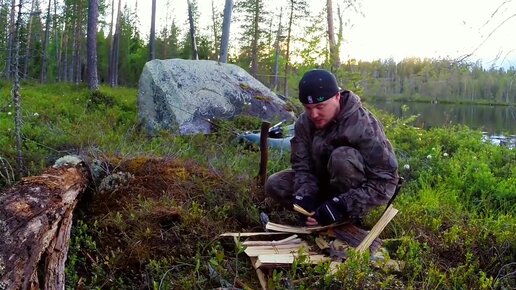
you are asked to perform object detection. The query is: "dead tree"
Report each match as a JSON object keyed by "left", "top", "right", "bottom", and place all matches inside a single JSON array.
[{"left": 0, "top": 160, "right": 91, "bottom": 290}]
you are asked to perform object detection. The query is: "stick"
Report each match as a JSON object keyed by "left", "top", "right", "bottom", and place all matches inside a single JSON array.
[
  {"left": 293, "top": 204, "right": 314, "bottom": 216},
  {"left": 258, "top": 121, "right": 271, "bottom": 186}
]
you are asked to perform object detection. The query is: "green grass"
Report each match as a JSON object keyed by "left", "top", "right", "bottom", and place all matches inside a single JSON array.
[{"left": 0, "top": 82, "right": 514, "bottom": 289}]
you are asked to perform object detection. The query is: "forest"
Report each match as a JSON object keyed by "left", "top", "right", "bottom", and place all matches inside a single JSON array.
[{"left": 0, "top": 0, "right": 514, "bottom": 105}]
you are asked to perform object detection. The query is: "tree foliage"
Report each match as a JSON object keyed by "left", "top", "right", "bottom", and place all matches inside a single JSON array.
[{"left": 0, "top": 0, "right": 512, "bottom": 103}]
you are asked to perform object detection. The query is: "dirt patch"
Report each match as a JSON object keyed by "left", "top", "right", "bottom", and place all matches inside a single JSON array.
[{"left": 71, "top": 156, "right": 263, "bottom": 288}]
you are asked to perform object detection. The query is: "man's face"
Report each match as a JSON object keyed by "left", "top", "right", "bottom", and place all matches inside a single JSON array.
[{"left": 303, "top": 94, "right": 341, "bottom": 129}]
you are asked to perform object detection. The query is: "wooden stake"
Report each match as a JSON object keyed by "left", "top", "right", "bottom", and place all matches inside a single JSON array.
[
  {"left": 258, "top": 121, "right": 271, "bottom": 186},
  {"left": 250, "top": 257, "right": 268, "bottom": 290}
]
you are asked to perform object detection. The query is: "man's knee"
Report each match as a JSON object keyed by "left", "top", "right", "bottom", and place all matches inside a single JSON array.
[
  {"left": 265, "top": 169, "right": 295, "bottom": 205},
  {"left": 328, "top": 146, "right": 367, "bottom": 189}
]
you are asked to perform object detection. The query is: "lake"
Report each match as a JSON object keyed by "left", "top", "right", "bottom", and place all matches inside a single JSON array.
[{"left": 368, "top": 100, "right": 516, "bottom": 147}]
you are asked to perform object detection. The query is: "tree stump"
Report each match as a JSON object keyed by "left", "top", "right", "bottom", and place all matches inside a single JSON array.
[{"left": 0, "top": 161, "right": 91, "bottom": 290}]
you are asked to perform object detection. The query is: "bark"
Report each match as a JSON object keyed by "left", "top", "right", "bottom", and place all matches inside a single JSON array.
[
  {"left": 0, "top": 162, "right": 91, "bottom": 290},
  {"left": 219, "top": 0, "right": 232, "bottom": 63},
  {"left": 87, "top": 0, "right": 99, "bottom": 90},
  {"left": 40, "top": 0, "right": 52, "bottom": 83},
  {"left": 148, "top": 0, "right": 156, "bottom": 60},
  {"left": 187, "top": 0, "right": 199, "bottom": 60}
]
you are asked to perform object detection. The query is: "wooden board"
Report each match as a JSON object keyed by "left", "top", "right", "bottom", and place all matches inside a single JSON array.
[
  {"left": 265, "top": 221, "right": 346, "bottom": 234},
  {"left": 254, "top": 254, "right": 329, "bottom": 268},
  {"left": 333, "top": 223, "right": 383, "bottom": 254},
  {"left": 242, "top": 234, "right": 299, "bottom": 246},
  {"left": 250, "top": 257, "right": 268, "bottom": 290},
  {"left": 220, "top": 232, "right": 289, "bottom": 237},
  {"left": 356, "top": 205, "right": 398, "bottom": 253},
  {"left": 244, "top": 242, "right": 309, "bottom": 257}
]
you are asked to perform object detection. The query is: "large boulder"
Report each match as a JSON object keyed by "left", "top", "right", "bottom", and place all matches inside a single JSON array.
[{"left": 138, "top": 59, "right": 295, "bottom": 135}]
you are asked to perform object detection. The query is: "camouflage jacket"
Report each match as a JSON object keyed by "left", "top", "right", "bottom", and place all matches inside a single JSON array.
[{"left": 290, "top": 90, "right": 399, "bottom": 216}]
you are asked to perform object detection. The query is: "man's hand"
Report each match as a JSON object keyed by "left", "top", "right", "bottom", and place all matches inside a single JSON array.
[
  {"left": 313, "top": 197, "right": 347, "bottom": 225},
  {"left": 306, "top": 216, "right": 319, "bottom": 227}
]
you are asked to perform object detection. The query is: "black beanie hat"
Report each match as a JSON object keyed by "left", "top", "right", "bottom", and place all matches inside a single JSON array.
[{"left": 298, "top": 69, "right": 340, "bottom": 104}]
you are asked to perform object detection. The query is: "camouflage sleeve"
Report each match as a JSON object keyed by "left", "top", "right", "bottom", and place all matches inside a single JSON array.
[
  {"left": 290, "top": 117, "right": 319, "bottom": 200},
  {"left": 335, "top": 108, "right": 399, "bottom": 217}
]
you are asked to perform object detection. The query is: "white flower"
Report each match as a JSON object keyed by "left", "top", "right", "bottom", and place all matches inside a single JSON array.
[
  {"left": 403, "top": 164, "right": 410, "bottom": 170},
  {"left": 443, "top": 152, "right": 448, "bottom": 157},
  {"left": 33, "top": 112, "right": 39, "bottom": 117},
  {"left": 431, "top": 147, "right": 436, "bottom": 151},
  {"left": 427, "top": 154, "right": 432, "bottom": 159},
  {"left": 7, "top": 112, "right": 11, "bottom": 115}
]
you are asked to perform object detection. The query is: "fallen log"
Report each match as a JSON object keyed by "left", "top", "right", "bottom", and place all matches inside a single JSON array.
[{"left": 0, "top": 158, "right": 91, "bottom": 290}]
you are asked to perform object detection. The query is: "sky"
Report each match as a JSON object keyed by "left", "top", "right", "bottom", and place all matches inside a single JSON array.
[{"left": 127, "top": 0, "right": 516, "bottom": 69}]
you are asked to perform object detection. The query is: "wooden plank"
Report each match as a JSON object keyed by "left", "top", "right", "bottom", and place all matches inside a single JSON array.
[
  {"left": 244, "top": 242, "right": 309, "bottom": 257},
  {"left": 254, "top": 254, "right": 329, "bottom": 268},
  {"left": 356, "top": 205, "right": 398, "bottom": 253},
  {"left": 241, "top": 234, "right": 299, "bottom": 246},
  {"left": 220, "top": 232, "right": 289, "bottom": 237},
  {"left": 333, "top": 223, "right": 383, "bottom": 253},
  {"left": 265, "top": 221, "right": 346, "bottom": 234},
  {"left": 250, "top": 257, "right": 268, "bottom": 290}
]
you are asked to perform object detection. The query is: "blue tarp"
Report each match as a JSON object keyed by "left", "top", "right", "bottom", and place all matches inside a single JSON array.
[{"left": 237, "top": 124, "right": 294, "bottom": 150}]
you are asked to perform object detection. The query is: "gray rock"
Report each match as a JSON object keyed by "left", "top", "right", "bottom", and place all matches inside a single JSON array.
[{"left": 138, "top": 59, "right": 295, "bottom": 135}]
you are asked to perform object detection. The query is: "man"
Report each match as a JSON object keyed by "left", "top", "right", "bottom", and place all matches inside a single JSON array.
[{"left": 265, "top": 69, "right": 399, "bottom": 226}]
